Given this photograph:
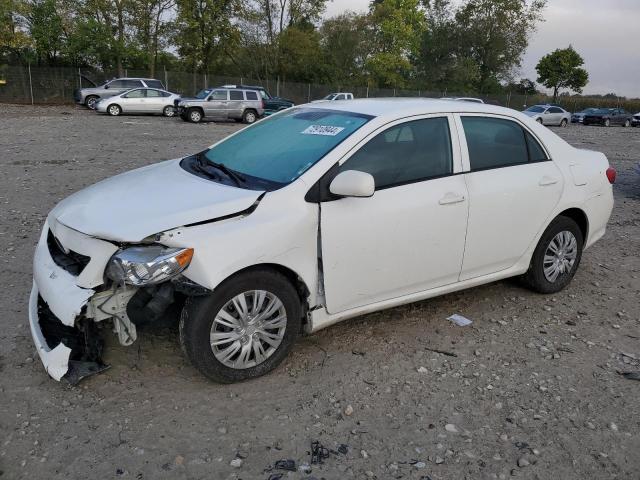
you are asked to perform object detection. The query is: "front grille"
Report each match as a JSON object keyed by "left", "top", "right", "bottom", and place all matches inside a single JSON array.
[{"left": 47, "top": 230, "right": 90, "bottom": 276}]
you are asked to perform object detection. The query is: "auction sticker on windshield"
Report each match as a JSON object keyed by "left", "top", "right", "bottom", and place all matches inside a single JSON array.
[{"left": 302, "top": 125, "right": 345, "bottom": 136}]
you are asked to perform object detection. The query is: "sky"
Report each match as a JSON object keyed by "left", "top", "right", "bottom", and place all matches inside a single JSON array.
[{"left": 324, "top": 0, "right": 640, "bottom": 98}]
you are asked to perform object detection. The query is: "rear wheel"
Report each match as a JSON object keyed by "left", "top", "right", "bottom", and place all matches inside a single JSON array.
[
  {"left": 107, "top": 104, "right": 121, "bottom": 116},
  {"left": 163, "top": 105, "right": 176, "bottom": 117},
  {"left": 85, "top": 96, "right": 99, "bottom": 110},
  {"left": 522, "top": 216, "right": 583, "bottom": 294},
  {"left": 242, "top": 109, "right": 257, "bottom": 124},
  {"left": 179, "top": 269, "right": 302, "bottom": 383},
  {"left": 623, "top": 119, "right": 630, "bottom": 127},
  {"left": 560, "top": 118, "right": 568, "bottom": 127},
  {"left": 604, "top": 118, "right": 611, "bottom": 127},
  {"left": 188, "top": 108, "right": 203, "bottom": 123}
]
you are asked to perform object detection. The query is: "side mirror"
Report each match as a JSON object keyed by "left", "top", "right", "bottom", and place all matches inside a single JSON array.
[{"left": 329, "top": 170, "right": 375, "bottom": 198}]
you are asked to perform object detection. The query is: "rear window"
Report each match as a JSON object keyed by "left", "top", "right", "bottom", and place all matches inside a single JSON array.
[
  {"left": 245, "top": 91, "right": 258, "bottom": 100},
  {"left": 145, "top": 80, "right": 164, "bottom": 89},
  {"left": 230, "top": 90, "right": 244, "bottom": 100}
]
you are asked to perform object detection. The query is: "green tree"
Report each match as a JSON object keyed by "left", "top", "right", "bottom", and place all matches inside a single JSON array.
[
  {"left": 454, "top": 0, "right": 545, "bottom": 92},
  {"left": 366, "top": 0, "right": 426, "bottom": 88},
  {"left": 535, "top": 45, "right": 588, "bottom": 102},
  {"left": 0, "top": 0, "right": 31, "bottom": 62},
  {"left": 26, "top": 0, "right": 64, "bottom": 64}
]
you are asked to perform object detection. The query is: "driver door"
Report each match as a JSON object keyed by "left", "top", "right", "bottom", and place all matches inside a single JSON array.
[
  {"left": 205, "top": 90, "right": 229, "bottom": 119},
  {"left": 320, "top": 115, "right": 469, "bottom": 314}
]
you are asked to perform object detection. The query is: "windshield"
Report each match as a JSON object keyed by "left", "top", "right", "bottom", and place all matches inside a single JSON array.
[
  {"left": 526, "top": 106, "right": 545, "bottom": 113},
  {"left": 324, "top": 94, "right": 338, "bottom": 100},
  {"left": 199, "top": 108, "right": 371, "bottom": 187},
  {"left": 195, "top": 89, "right": 212, "bottom": 99}
]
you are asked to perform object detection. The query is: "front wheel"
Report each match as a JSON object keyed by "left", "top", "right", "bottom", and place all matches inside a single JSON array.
[
  {"left": 623, "top": 119, "right": 630, "bottom": 127},
  {"left": 560, "top": 118, "right": 568, "bottom": 127},
  {"left": 85, "top": 96, "right": 99, "bottom": 110},
  {"left": 536, "top": 117, "right": 543, "bottom": 124},
  {"left": 107, "top": 104, "right": 121, "bottom": 116},
  {"left": 604, "top": 118, "right": 611, "bottom": 127},
  {"left": 188, "top": 108, "right": 203, "bottom": 123},
  {"left": 522, "top": 216, "right": 584, "bottom": 294},
  {"left": 179, "top": 269, "right": 302, "bottom": 383}
]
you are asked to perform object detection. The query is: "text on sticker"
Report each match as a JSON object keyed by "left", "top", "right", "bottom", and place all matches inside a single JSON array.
[{"left": 302, "top": 125, "right": 345, "bottom": 136}]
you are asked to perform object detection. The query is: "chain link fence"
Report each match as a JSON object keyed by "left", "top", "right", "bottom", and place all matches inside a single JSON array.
[{"left": 1, "top": 64, "right": 639, "bottom": 113}]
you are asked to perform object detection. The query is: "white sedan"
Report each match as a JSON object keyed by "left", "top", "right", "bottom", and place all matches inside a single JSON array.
[
  {"left": 95, "top": 87, "right": 180, "bottom": 117},
  {"left": 523, "top": 104, "right": 572, "bottom": 126},
  {"left": 30, "top": 99, "right": 614, "bottom": 383}
]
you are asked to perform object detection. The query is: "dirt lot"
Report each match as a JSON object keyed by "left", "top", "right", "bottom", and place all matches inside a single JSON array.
[{"left": 0, "top": 104, "right": 639, "bottom": 480}]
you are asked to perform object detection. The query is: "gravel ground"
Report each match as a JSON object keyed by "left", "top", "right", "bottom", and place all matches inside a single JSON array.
[{"left": 0, "top": 104, "right": 639, "bottom": 480}]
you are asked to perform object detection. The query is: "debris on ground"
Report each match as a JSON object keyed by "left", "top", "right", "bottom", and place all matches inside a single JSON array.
[
  {"left": 621, "top": 371, "right": 640, "bottom": 381},
  {"left": 447, "top": 314, "right": 473, "bottom": 327},
  {"left": 272, "top": 459, "right": 296, "bottom": 471},
  {"left": 310, "top": 441, "right": 331, "bottom": 464}
]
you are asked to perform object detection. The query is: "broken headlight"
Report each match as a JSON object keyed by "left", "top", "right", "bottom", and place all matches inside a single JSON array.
[{"left": 105, "top": 246, "right": 194, "bottom": 286}]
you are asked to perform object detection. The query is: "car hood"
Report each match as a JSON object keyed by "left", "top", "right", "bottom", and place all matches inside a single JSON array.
[{"left": 49, "top": 159, "right": 264, "bottom": 243}]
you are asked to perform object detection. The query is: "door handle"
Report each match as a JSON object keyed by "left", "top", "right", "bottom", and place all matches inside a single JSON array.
[
  {"left": 439, "top": 192, "right": 466, "bottom": 205},
  {"left": 539, "top": 176, "right": 559, "bottom": 186}
]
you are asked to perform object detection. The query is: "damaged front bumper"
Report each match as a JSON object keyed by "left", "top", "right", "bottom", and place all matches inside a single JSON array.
[{"left": 29, "top": 218, "right": 122, "bottom": 383}]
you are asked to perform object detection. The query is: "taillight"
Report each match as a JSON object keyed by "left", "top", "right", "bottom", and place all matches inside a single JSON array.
[{"left": 606, "top": 167, "right": 616, "bottom": 184}]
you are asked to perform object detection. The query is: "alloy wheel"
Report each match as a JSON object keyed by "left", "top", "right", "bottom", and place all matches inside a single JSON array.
[
  {"left": 210, "top": 290, "right": 287, "bottom": 369},
  {"left": 543, "top": 231, "right": 578, "bottom": 283}
]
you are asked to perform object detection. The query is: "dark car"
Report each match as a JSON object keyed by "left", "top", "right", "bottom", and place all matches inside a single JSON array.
[
  {"left": 632, "top": 112, "right": 640, "bottom": 127},
  {"left": 219, "top": 84, "right": 294, "bottom": 115},
  {"left": 583, "top": 108, "right": 633, "bottom": 127},
  {"left": 571, "top": 108, "right": 598, "bottom": 123}
]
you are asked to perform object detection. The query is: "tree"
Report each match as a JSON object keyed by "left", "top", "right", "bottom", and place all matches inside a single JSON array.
[
  {"left": 26, "top": 0, "right": 65, "bottom": 64},
  {"left": 535, "top": 46, "right": 588, "bottom": 102},
  {"left": 454, "top": 0, "right": 546, "bottom": 92}
]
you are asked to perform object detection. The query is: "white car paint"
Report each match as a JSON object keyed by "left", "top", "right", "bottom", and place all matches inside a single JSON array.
[
  {"left": 30, "top": 98, "right": 614, "bottom": 381},
  {"left": 522, "top": 105, "right": 571, "bottom": 126},
  {"left": 95, "top": 88, "right": 180, "bottom": 115},
  {"left": 312, "top": 92, "right": 354, "bottom": 103}
]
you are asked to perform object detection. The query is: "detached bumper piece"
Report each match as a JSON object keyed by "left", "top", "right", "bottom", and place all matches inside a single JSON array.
[{"left": 37, "top": 294, "right": 108, "bottom": 384}]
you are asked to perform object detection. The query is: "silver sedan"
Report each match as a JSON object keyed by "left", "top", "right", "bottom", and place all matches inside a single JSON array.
[{"left": 96, "top": 88, "right": 180, "bottom": 117}]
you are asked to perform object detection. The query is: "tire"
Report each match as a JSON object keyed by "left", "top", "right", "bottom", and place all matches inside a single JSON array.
[
  {"left": 522, "top": 216, "right": 584, "bottom": 294},
  {"left": 179, "top": 268, "right": 302, "bottom": 383},
  {"left": 536, "top": 117, "right": 543, "bottom": 124},
  {"left": 107, "top": 104, "right": 121, "bottom": 116},
  {"left": 604, "top": 118, "right": 610, "bottom": 127},
  {"left": 560, "top": 118, "right": 568, "bottom": 127},
  {"left": 85, "top": 96, "right": 99, "bottom": 110},
  {"left": 163, "top": 105, "right": 176, "bottom": 117},
  {"left": 188, "top": 108, "right": 203, "bottom": 123},
  {"left": 242, "top": 109, "right": 257, "bottom": 124},
  {"left": 623, "top": 119, "right": 630, "bottom": 127}
]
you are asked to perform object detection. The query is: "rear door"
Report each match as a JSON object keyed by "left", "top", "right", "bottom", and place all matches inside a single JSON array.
[
  {"left": 228, "top": 90, "right": 245, "bottom": 118},
  {"left": 547, "top": 107, "right": 563, "bottom": 125},
  {"left": 456, "top": 114, "right": 563, "bottom": 280},
  {"left": 144, "top": 89, "right": 166, "bottom": 113}
]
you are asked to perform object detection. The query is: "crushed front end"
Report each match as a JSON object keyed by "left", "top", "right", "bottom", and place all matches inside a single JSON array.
[{"left": 29, "top": 217, "right": 200, "bottom": 384}]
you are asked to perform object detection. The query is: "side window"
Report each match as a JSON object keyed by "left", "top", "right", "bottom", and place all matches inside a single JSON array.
[
  {"left": 245, "top": 91, "right": 258, "bottom": 100},
  {"left": 336, "top": 94, "right": 345, "bottom": 100},
  {"left": 209, "top": 90, "right": 228, "bottom": 100},
  {"left": 146, "top": 89, "right": 162, "bottom": 97},
  {"left": 525, "top": 132, "right": 548, "bottom": 162},
  {"left": 229, "top": 90, "right": 244, "bottom": 100},
  {"left": 123, "top": 89, "right": 145, "bottom": 98},
  {"left": 124, "top": 80, "right": 143, "bottom": 88},
  {"left": 341, "top": 117, "right": 453, "bottom": 189},
  {"left": 109, "top": 80, "right": 126, "bottom": 88},
  {"left": 549, "top": 107, "right": 562, "bottom": 113},
  {"left": 462, "top": 117, "right": 529, "bottom": 170}
]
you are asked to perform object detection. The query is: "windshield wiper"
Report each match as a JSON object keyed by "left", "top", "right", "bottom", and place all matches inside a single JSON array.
[
  {"left": 191, "top": 153, "right": 223, "bottom": 180},
  {"left": 195, "top": 152, "right": 246, "bottom": 186}
]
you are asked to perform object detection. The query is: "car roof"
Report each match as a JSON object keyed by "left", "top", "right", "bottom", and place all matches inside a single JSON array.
[
  {"left": 220, "top": 84, "right": 266, "bottom": 90},
  {"left": 110, "top": 78, "right": 162, "bottom": 81},
  {"left": 303, "top": 98, "right": 515, "bottom": 119}
]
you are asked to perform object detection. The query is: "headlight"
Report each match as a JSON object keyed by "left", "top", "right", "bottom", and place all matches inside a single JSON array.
[{"left": 105, "top": 246, "right": 194, "bottom": 286}]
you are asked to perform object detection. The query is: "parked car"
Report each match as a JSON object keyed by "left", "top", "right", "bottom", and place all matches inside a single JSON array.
[
  {"left": 630, "top": 112, "right": 640, "bottom": 127},
  {"left": 583, "top": 108, "right": 633, "bottom": 127},
  {"left": 177, "top": 88, "right": 264, "bottom": 123},
  {"left": 571, "top": 108, "right": 598, "bottom": 123},
  {"left": 522, "top": 105, "right": 571, "bottom": 126},
  {"left": 74, "top": 78, "right": 165, "bottom": 110},
  {"left": 29, "top": 99, "right": 615, "bottom": 384},
  {"left": 95, "top": 88, "right": 180, "bottom": 117},
  {"left": 314, "top": 92, "right": 355, "bottom": 102},
  {"left": 220, "top": 85, "right": 294, "bottom": 115},
  {"left": 441, "top": 97, "right": 484, "bottom": 104}
]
